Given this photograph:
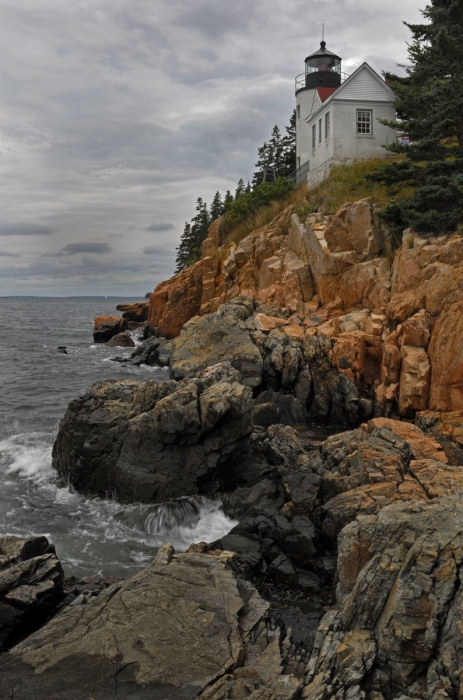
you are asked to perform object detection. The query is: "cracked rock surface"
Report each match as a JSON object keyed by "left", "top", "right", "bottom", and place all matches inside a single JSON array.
[{"left": 0, "top": 545, "right": 301, "bottom": 700}]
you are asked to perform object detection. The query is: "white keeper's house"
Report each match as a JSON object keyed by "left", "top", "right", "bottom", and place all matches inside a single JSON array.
[{"left": 293, "top": 41, "right": 397, "bottom": 186}]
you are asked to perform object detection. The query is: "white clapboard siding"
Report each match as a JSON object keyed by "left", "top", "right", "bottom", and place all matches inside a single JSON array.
[{"left": 338, "top": 67, "right": 392, "bottom": 101}]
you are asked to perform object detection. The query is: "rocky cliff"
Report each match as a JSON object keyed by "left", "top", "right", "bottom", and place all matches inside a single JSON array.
[
  {"left": 36, "top": 196, "right": 463, "bottom": 699},
  {"left": 146, "top": 199, "right": 463, "bottom": 421}
]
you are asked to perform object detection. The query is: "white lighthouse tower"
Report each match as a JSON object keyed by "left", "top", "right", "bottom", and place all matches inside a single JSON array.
[{"left": 294, "top": 41, "right": 397, "bottom": 186}]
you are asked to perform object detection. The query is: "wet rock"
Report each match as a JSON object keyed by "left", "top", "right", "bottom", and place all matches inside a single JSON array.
[
  {"left": 52, "top": 362, "right": 253, "bottom": 502},
  {"left": 0, "top": 547, "right": 301, "bottom": 700},
  {"left": 105, "top": 331, "right": 135, "bottom": 348},
  {"left": 93, "top": 315, "right": 128, "bottom": 343},
  {"left": 116, "top": 335, "right": 172, "bottom": 367},
  {"left": 0, "top": 535, "right": 63, "bottom": 651}
]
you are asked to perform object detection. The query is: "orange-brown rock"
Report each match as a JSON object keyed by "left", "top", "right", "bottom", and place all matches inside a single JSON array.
[
  {"left": 387, "top": 231, "right": 463, "bottom": 321},
  {"left": 93, "top": 315, "right": 128, "bottom": 343},
  {"left": 398, "top": 344, "right": 430, "bottom": 416},
  {"left": 428, "top": 300, "right": 463, "bottom": 411},
  {"left": 148, "top": 261, "right": 203, "bottom": 339},
  {"left": 254, "top": 313, "right": 289, "bottom": 332},
  {"left": 94, "top": 315, "right": 122, "bottom": 331},
  {"left": 115, "top": 301, "right": 149, "bottom": 323},
  {"left": 368, "top": 417, "right": 447, "bottom": 462}
]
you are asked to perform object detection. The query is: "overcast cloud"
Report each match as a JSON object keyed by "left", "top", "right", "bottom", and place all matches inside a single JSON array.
[{"left": 0, "top": 0, "right": 423, "bottom": 296}]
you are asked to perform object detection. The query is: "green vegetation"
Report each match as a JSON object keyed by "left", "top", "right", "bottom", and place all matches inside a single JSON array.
[
  {"left": 294, "top": 158, "right": 412, "bottom": 221},
  {"left": 174, "top": 112, "right": 296, "bottom": 273},
  {"left": 368, "top": 0, "right": 463, "bottom": 233}
]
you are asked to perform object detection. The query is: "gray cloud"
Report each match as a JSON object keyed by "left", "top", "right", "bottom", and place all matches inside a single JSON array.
[
  {"left": 0, "top": 0, "right": 422, "bottom": 296},
  {"left": 0, "top": 223, "right": 54, "bottom": 237},
  {"left": 143, "top": 245, "right": 175, "bottom": 255},
  {"left": 0, "top": 250, "right": 20, "bottom": 258},
  {"left": 61, "top": 242, "right": 111, "bottom": 255},
  {"left": 145, "top": 222, "right": 174, "bottom": 232}
]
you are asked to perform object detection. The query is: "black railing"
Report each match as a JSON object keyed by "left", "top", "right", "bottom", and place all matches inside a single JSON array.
[
  {"left": 288, "top": 160, "right": 311, "bottom": 185},
  {"left": 295, "top": 72, "right": 350, "bottom": 92}
]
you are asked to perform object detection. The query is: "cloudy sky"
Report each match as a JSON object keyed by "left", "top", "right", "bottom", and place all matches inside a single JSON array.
[{"left": 0, "top": 0, "right": 423, "bottom": 296}]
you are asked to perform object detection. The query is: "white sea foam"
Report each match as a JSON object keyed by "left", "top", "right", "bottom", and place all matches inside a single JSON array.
[
  {"left": 0, "top": 431, "right": 237, "bottom": 575},
  {"left": 0, "top": 434, "right": 54, "bottom": 485}
]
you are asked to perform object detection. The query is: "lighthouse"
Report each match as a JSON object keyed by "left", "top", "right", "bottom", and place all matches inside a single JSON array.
[{"left": 294, "top": 41, "right": 397, "bottom": 186}]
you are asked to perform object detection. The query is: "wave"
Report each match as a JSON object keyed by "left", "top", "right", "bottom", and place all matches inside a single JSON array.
[{"left": 0, "top": 431, "right": 237, "bottom": 577}]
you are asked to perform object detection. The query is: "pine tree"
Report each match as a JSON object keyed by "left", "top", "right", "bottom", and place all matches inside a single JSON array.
[
  {"left": 174, "top": 222, "right": 193, "bottom": 273},
  {"left": 189, "top": 198, "right": 210, "bottom": 261},
  {"left": 244, "top": 181, "right": 252, "bottom": 194},
  {"left": 268, "top": 125, "right": 285, "bottom": 175},
  {"left": 210, "top": 191, "right": 224, "bottom": 221},
  {"left": 369, "top": 0, "right": 463, "bottom": 232},
  {"left": 235, "top": 178, "right": 246, "bottom": 199},
  {"left": 281, "top": 110, "right": 297, "bottom": 177},
  {"left": 252, "top": 141, "right": 271, "bottom": 187},
  {"left": 223, "top": 190, "right": 234, "bottom": 212}
]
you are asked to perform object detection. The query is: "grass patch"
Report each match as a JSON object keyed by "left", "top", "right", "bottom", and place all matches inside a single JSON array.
[
  {"left": 295, "top": 158, "right": 413, "bottom": 220},
  {"left": 220, "top": 158, "right": 413, "bottom": 248}
]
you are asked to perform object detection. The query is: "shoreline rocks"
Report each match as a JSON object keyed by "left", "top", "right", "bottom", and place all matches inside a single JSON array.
[
  {"left": 0, "top": 536, "right": 63, "bottom": 652},
  {"left": 52, "top": 363, "right": 254, "bottom": 502}
]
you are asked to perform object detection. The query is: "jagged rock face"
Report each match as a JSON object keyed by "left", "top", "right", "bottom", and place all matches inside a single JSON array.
[
  {"left": 0, "top": 546, "right": 301, "bottom": 700},
  {"left": 149, "top": 259, "right": 204, "bottom": 338},
  {"left": 139, "top": 199, "right": 463, "bottom": 418},
  {"left": 52, "top": 363, "right": 254, "bottom": 503},
  {"left": 0, "top": 536, "right": 63, "bottom": 651},
  {"left": 303, "top": 495, "right": 463, "bottom": 700}
]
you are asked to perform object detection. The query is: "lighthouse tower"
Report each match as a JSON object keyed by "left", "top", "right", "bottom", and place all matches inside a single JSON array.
[
  {"left": 293, "top": 40, "right": 397, "bottom": 186},
  {"left": 295, "top": 41, "right": 342, "bottom": 175}
]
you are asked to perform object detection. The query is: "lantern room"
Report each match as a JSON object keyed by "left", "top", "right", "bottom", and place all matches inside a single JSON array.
[{"left": 304, "top": 41, "right": 342, "bottom": 89}]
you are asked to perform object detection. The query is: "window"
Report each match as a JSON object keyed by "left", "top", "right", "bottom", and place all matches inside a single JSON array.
[
  {"left": 318, "top": 119, "right": 322, "bottom": 143},
  {"left": 325, "top": 112, "right": 330, "bottom": 139},
  {"left": 297, "top": 105, "right": 301, "bottom": 119},
  {"left": 312, "top": 124, "right": 316, "bottom": 149},
  {"left": 357, "top": 110, "right": 372, "bottom": 134}
]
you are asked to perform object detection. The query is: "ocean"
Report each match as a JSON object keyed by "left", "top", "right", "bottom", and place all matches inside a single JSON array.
[{"left": 0, "top": 297, "right": 236, "bottom": 578}]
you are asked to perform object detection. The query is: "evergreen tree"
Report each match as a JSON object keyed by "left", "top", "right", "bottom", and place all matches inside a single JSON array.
[
  {"left": 268, "top": 125, "right": 285, "bottom": 175},
  {"left": 369, "top": 0, "right": 463, "bottom": 232},
  {"left": 281, "top": 109, "right": 297, "bottom": 177},
  {"left": 210, "top": 191, "right": 224, "bottom": 221},
  {"left": 223, "top": 190, "right": 234, "bottom": 212},
  {"left": 189, "top": 197, "right": 210, "bottom": 261},
  {"left": 174, "top": 222, "right": 193, "bottom": 273},
  {"left": 244, "top": 181, "right": 252, "bottom": 194},
  {"left": 235, "top": 178, "right": 246, "bottom": 199},
  {"left": 252, "top": 141, "right": 271, "bottom": 187}
]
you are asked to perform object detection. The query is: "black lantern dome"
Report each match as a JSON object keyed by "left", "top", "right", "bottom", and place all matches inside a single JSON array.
[{"left": 304, "top": 41, "right": 342, "bottom": 89}]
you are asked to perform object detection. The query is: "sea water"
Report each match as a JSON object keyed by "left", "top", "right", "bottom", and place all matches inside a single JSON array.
[{"left": 0, "top": 297, "right": 236, "bottom": 578}]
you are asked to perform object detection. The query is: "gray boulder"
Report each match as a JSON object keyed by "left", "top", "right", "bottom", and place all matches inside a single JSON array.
[
  {"left": 0, "top": 536, "right": 63, "bottom": 651},
  {"left": 0, "top": 545, "right": 301, "bottom": 700},
  {"left": 52, "top": 362, "right": 254, "bottom": 502},
  {"left": 170, "top": 297, "right": 263, "bottom": 387}
]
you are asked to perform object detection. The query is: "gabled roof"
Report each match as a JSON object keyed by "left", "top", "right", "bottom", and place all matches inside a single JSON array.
[
  {"left": 317, "top": 87, "right": 337, "bottom": 103},
  {"left": 305, "top": 62, "right": 396, "bottom": 123}
]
